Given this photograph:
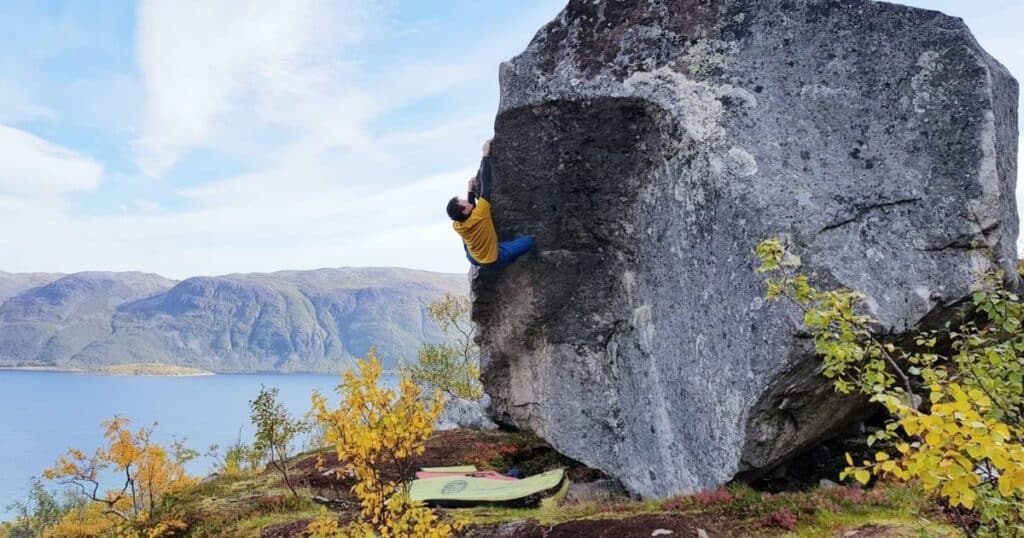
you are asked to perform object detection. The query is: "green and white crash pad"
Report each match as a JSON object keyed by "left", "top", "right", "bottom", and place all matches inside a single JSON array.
[{"left": 409, "top": 469, "right": 566, "bottom": 507}]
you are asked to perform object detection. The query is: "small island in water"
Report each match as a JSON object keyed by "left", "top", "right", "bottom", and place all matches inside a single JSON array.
[
  {"left": 89, "top": 363, "right": 215, "bottom": 376},
  {"left": 0, "top": 363, "right": 213, "bottom": 376}
]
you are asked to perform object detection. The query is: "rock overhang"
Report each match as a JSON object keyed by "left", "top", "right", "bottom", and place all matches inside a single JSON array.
[{"left": 476, "top": 0, "right": 1018, "bottom": 498}]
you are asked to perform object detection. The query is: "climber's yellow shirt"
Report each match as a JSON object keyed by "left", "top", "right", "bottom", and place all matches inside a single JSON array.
[{"left": 454, "top": 197, "right": 499, "bottom": 264}]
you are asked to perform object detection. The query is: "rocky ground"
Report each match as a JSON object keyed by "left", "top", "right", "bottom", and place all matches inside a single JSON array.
[{"left": 155, "top": 430, "right": 960, "bottom": 537}]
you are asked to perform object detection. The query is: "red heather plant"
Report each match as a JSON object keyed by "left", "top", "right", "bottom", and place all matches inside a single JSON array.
[
  {"left": 694, "top": 488, "right": 734, "bottom": 507},
  {"left": 826, "top": 486, "right": 887, "bottom": 507},
  {"left": 816, "top": 499, "right": 841, "bottom": 514},
  {"left": 661, "top": 488, "right": 735, "bottom": 512},
  {"left": 867, "top": 488, "right": 887, "bottom": 504},
  {"left": 256, "top": 494, "right": 285, "bottom": 511},
  {"left": 830, "top": 486, "right": 867, "bottom": 505},
  {"left": 661, "top": 496, "right": 691, "bottom": 511},
  {"left": 762, "top": 507, "right": 799, "bottom": 531}
]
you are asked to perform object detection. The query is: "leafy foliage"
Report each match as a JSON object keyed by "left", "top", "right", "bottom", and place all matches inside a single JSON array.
[
  {"left": 757, "top": 238, "right": 1024, "bottom": 536},
  {"left": 250, "top": 385, "right": 307, "bottom": 496},
  {"left": 207, "top": 438, "right": 262, "bottom": 478},
  {"left": 412, "top": 344, "right": 482, "bottom": 401},
  {"left": 43, "top": 501, "right": 121, "bottom": 538},
  {"left": 38, "top": 416, "right": 197, "bottom": 536},
  {"left": 0, "top": 478, "right": 83, "bottom": 537},
  {"left": 307, "top": 347, "right": 466, "bottom": 537},
  {"left": 409, "top": 293, "right": 483, "bottom": 400}
]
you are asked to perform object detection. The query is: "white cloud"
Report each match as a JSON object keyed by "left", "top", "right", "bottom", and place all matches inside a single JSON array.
[
  {"left": 0, "top": 165, "right": 472, "bottom": 278},
  {"left": 0, "top": 124, "right": 102, "bottom": 196},
  {"left": 20, "top": 0, "right": 519, "bottom": 278},
  {"left": 134, "top": 199, "right": 160, "bottom": 212},
  {"left": 0, "top": 1, "right": 562, "bottom": 278},
  {"left": 134, "top": 0, "right": 370, "bottom": 177},
  {"left": 0, "top": 0, "right": 1017, "bottom": 282},
  {"left": 131, "top": 0, "right": 517, "bottom": 181},
  {"left": 0, "top": 87, "right": 56, "bottom": 124}
]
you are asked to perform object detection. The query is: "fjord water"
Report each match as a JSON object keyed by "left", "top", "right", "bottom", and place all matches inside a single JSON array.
[{"left": 0, "top": 369, "right": 369, "bottom": 519}]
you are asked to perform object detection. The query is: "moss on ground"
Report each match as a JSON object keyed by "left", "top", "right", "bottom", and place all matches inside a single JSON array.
[
  {"left": 455, "top": 481, "right": 959, "bottom": 536},
  {"left": 149, "top": 430, "right": 960, "bottom": 537}
]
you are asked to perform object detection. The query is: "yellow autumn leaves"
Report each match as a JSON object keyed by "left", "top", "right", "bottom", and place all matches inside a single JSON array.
[
  {"left": 39, "top": 417, "right": 194, "bottom": 537},
  {"left": 847, "top": 384, "right": 1024, "bottom": 510},
  {"left": 306, "top": 347, "right": 466, "bottom": 537},
  {"left": 758, "top": 238, "right": 1024, "bottom": 535},
  {"left": 10, "top": 346, "right": 466, "bottom": 538}
]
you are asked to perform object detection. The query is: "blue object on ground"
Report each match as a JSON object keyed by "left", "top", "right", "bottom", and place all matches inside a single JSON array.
[{"left": 504, "top": 468, "right": 525, "bottom": 479}]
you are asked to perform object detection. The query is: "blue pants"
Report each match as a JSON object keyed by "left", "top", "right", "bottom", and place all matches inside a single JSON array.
[{"left": 466, "top": 235, "right": 534, "bottom": 268}]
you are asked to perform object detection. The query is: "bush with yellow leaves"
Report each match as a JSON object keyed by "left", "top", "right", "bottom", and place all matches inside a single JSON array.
[
  {"left": 307, "top": 347, "right": 466, "bottom": 537},
  {"left": 43, "top": 500, "right": 120, "bottom": 538},
  {"left": 757, "top": 238, "right": 1024, "bottom": 536},
  {"left": 40, "top": 416, "right": 197, "bottom": 537}
]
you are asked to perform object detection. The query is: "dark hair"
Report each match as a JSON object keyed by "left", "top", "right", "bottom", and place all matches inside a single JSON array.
[{"left": 447, "top": 197, "right": 469, "bottom": 222}]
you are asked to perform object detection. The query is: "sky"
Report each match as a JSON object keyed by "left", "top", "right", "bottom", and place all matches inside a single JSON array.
[{"left": 0, "top": 1, "right": 1020, "bottom": 279}]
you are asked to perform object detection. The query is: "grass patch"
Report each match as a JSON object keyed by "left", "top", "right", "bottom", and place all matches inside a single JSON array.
[
  {"left": 793, "top": 512, "right": 958, "bottom": 538},
  {"left": 218, "top": 507, "right": 325, "bottom": 537},
  {"left": 457, "top": 499, "right": 666, "bottom": 526},
  {"left": 461, "top": 481, "right": 958, "bottom": 536},
  {"left": 134, "top": 431, "right": 961, "bottom": 537},
  {"left": 153, "top": 468, "right": 326, "bottom": 537}
]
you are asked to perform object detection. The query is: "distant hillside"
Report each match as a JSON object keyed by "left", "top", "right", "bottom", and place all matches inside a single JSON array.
[
  {"left": 0, "top": 268, "right": 467, "bottom": 372},
  {"left": 0, "top": 271, "right": 64, "bottom": 303}
]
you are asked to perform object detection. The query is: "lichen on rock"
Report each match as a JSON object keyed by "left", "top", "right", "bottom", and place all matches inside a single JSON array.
[{"left": 474, "top": 0, "right": 1019, "bottom": 499}]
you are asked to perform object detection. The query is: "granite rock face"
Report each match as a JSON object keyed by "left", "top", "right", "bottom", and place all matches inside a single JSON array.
[
  {"left": 434, "top": 394, "right": 499, "bottom": 431},
  {"left": 475, "top": 0, "right": 1019, "bottom": 498}
]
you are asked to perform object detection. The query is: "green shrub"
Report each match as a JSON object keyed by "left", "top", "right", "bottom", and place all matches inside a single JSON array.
[
  {"left": 250, "top": 385, "right": 308, "bottom": 496},
  {"left": 757, "top": 238, "right": 1024, "bottom": 536},
  {"left": 409, "top": 293, "right": 483, "bottom": 400}
]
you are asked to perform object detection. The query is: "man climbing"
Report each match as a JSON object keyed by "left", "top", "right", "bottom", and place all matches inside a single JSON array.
[{"left": 447, "top": 138, "right": 534, "bottom": 268}]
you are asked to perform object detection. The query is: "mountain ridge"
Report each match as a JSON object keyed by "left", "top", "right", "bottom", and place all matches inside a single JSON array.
[
  {"left": 0, "top": 271, "right": 66, "bottom": 304},
  {"left": 0, "top": 267, "right": 466, "bottom": 372}
]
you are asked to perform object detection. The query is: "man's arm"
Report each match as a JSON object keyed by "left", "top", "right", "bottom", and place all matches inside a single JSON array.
[
  {"left": 467, "top": 177, "right": 477, "bottom": 205},
  {"left": 478, "top": 138, "right": 493, "bottom": 200}
]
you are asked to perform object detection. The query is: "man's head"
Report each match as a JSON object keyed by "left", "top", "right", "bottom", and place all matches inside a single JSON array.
[{"left": 446, "top": 197, "right": 473, "bottom": 222}]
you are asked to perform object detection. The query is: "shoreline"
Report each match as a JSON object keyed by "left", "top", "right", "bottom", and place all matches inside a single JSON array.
[
  {"left": 0, "top": 366, "right": 367, "bottom": 377},
  {"left": 0, "top": 364, "right": 216, "bottom": 377}
]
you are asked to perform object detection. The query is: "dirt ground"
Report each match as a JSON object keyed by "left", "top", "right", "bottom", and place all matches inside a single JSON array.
[
  {"left": 469, "top": 515, "right": 722, "bottom": 537},
  {"left": 289, "top": 429, "right": 603, "bottom": 493},
  {"left": 259, "top": 430, "right": 946, "bottom": 538},
  {"left": 469, "top": 518, "right": 916, "bottom": 537},
  {"left": 261, "top": 519, "right": 314, "bottom": 538},
  {"left": 264, "top": 430, "right": 611, "bottom": 537}
]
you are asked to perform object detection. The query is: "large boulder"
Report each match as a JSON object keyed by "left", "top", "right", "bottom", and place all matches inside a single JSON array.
[
  {"left": 475, "top": 0, "right": 1019, "bottom": 499},
  {"left": 434, "top": 394, "right": 499, "bottom": 431}
]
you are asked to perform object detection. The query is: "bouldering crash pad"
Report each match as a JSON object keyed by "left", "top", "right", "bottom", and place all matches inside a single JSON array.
[{"left": 409, "top": 468, "right": 566, "bottom": 507}]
